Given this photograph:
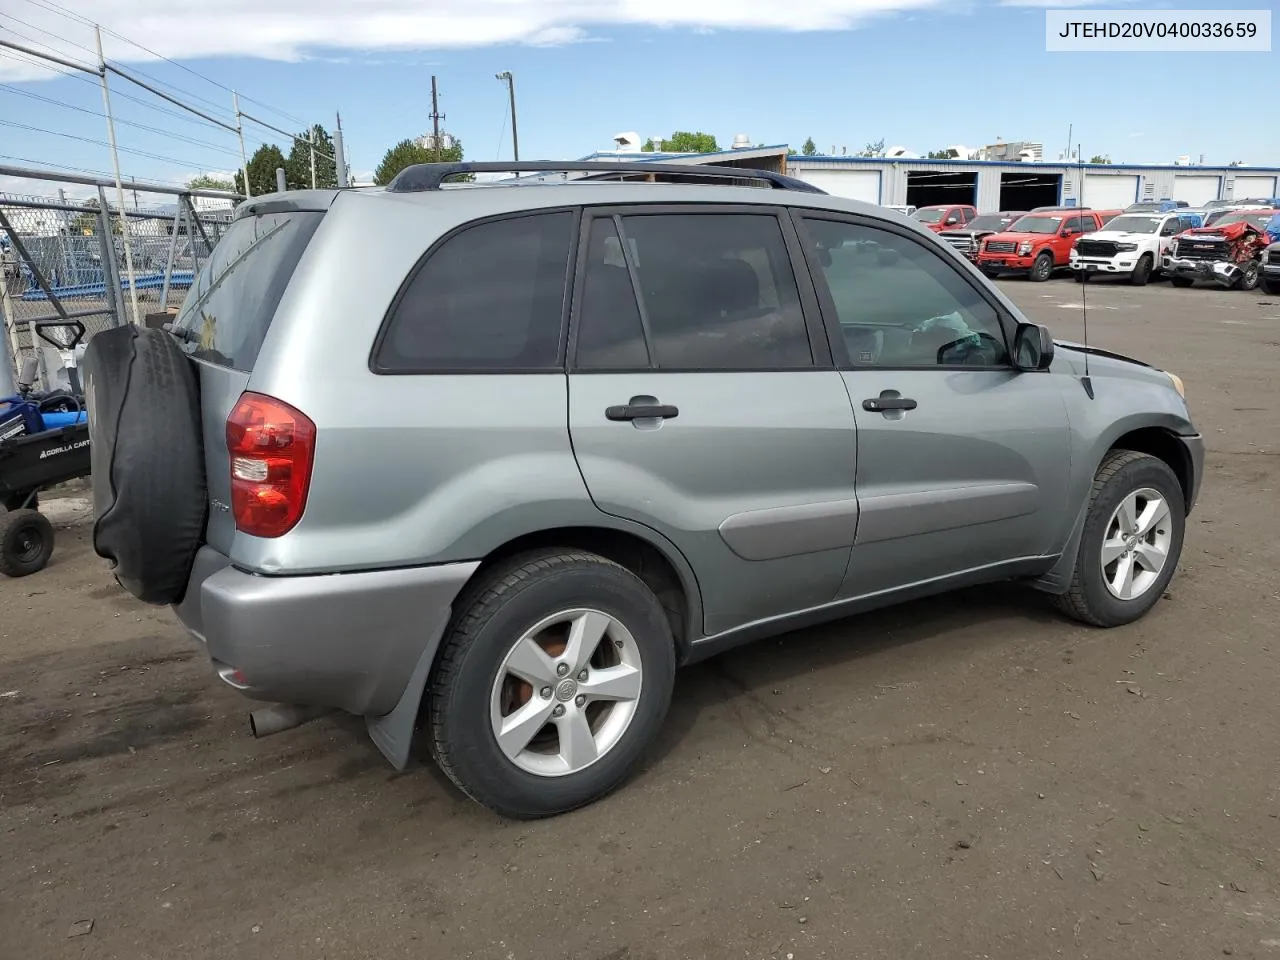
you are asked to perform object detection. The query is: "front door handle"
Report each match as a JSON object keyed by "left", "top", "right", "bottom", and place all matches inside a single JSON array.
[
  {"left": 862, "top": 396, "right": 917, "bottom": 412},
  {"left": 606, "top": 402, "right": 679, "bottom": 422}
]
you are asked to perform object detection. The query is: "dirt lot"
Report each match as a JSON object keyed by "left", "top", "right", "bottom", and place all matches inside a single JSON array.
[{"left": 2, "top": 279, "right": 1278, "bottom": 960}]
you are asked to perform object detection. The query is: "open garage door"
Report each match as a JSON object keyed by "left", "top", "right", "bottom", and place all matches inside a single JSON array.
[
  {"left": 1172, "top": 174, "right": 1221, "bottom": 206},
  {"left": 1233, "top": 175, "right": 1278, "bottom": 200},
  {"left": 906, "top": 171, "right": 977, "bottom": 208},
  {"left": 999, "top": 172, "right": 1061, "bottom": 210},
  {"left": 1081, "top": 173, "right": 1139, "bottom": 210},
  {"left": 795, "top": 169, "right": 881, "bottom": 203}
]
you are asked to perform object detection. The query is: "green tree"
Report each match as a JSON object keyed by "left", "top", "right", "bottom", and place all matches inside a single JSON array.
[
  {"left": 234, "top": 144, "right": 288, "bottom": 196},
  {"left": 926, "top": 147, "right": 960, "bottom": 160},
  {"left": 856, "top": 139, "right": 885, "bottom": 157},
  {"left": 1089, "top": 154, "right": 1112, "bottom": 164},
  {"left": 373, "top": 136, "right": 465, "bottom": 187},
  {"left": 641, "top": 131, "right": 719, "bottom": 153},
  {"left": 801, "top": 137, "right": 818, "bottom": 156},
  {"left": 285, "top": 124, "right": 338, "bottom": 190},
  {"left": 188, "top": 173, "right": 235, "bottom": 191}
]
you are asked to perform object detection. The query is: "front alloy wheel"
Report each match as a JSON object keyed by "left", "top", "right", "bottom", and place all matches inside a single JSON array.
[{"left": 1099, "top": 487, "right": 1173, "bottom": 601}]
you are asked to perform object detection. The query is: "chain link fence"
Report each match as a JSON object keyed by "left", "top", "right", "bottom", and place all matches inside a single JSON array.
[{"left": 1, "top": 165, "right": 238, "bottom": 389}]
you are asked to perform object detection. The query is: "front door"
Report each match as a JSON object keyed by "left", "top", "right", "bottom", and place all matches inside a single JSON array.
[
  {"left": 567, "top": 206, "right": 859, "bottom": 637},
  {"left": 793, "top": 212, "right": 1074, "bottom": 599}
]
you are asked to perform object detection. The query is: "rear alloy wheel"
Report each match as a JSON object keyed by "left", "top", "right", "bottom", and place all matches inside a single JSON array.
[
  {"left": 1054, "top": 451, "right": 1185, "bottom": 628},
  {"left": 1170, "top": 276, "right": 1194, "bottom": 288},
  {"left": 427, "top": 549, "right": 676, "bottom": 819},
  {"left": 1129, "top": 254, "right": 1153, "bottom": 286},
  {"left": 0, "top": 508, "right": 54, "bottom": 578},
  {"left": 1029, "top": 251, "right": 1054, "bottom": 282},
  {"left": 1237, "top": 260, "right": 1260, "bottom": 291}
]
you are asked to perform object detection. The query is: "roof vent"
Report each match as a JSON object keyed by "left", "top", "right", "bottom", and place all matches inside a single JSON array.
[{"left": 731, "top": 134, "right": 751, "bottom": 150}]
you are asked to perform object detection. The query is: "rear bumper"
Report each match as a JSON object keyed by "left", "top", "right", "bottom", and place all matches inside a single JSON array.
[
  {"left": 174, "top": 546, "right": 479, "bottom": 716},
  {"left": 1178, "top": 433, "right": 1205, "bottom": 515}
]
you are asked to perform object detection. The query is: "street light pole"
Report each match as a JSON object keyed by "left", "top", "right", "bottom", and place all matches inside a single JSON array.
[{"left": 495, "top": 71, "right": 519, "bottom": 163}]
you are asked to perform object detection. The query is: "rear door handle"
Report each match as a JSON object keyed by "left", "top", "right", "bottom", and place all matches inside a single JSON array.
[
  {"left": 606, "top": 403, "right": 679, "bottom": 422},
  {"left": 862, "top": 396, "right": 917, "bottom": 412}
]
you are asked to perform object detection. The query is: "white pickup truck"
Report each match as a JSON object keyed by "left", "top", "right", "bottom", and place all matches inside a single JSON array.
[{"left": 1069, "top": 210, "right": 1203, "bottom": 285}]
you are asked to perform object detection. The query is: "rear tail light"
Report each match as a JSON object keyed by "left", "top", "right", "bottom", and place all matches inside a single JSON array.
[{"left": 225, "top": 392, "right": 316, "bottom": 538}]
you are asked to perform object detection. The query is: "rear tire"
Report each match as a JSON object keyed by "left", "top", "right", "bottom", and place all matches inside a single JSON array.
[
  {"left": 0, "top": 508, "right": 54, "bottom": 577},
  {"left": 1053, "top": 451, "right": 1185, "bottom": 628},
  {"left": 1129, "top": 254, "right": 1153, "bottom": 286},
  {"left": 426, "top": 549, "right": 677, "bottom": 819},
  {"left": 1170, "top": 276, "right": 1193, "bottom": 288},
  {"left": 1029, "top": 251, "right": 1054, "bottom": 282}
]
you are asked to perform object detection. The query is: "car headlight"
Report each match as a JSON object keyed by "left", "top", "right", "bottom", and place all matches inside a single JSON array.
[
  {"left": 1116, "top": 243, "right": 1138, "bottom": 252},
  {"left": 1169, "top": 241, "right": 1179, "bottom": 256},
  {"left": 1018, "top": 241, "right": 1033, "bottom": 256},
  {"left": 1166, "top": 371, "right": 1185, "bottom": 399}
]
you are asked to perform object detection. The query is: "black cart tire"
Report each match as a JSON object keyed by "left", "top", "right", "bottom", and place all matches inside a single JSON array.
[
  {"left": 427, "top": 549, "right": 677, "bottom": 820},
  {"left": 1170, "top": 276, "right": 1193, "bottom": 288},
  {"left": 1054, "top": 451, "right": 1185, "bottom": 628},
  {"left": 1029, "top": 251, "right": 1054, "bottom": 282},
  {"left": 1130, "top": 254, "right": 1153, "bottom": 286},
  {"left": 0, "top": 508, "right": 54, "bottom": 577},
  {"left": 82, "top": 325, "right": 206, "bottom": 604}
]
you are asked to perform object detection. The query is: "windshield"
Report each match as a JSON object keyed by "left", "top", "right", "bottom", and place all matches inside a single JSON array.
[
  {"left": 1203, "top": 199, "right": 1235, "bottom": 209},
  {"left": 968, "top": 214, "right": 1017, "bottom": 231},
  {"left": 913, "top": 208, "right": 945, "bottom": 223},
  {"left": 1102, "top": 215, "right": 1161, "bottom": 234},
  {"left": 1008, "top": 215, "right": 1061, "bottom": 234},
  {"left": 1214, "top": 211, "right": 1277, "bottom": 229}
]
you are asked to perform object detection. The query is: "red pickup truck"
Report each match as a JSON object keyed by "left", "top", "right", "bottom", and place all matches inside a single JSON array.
[
  {"left": 912, "top": 204, "right": 978, "bottom": 233},
  {"left": 977, "top": 208, "right": 1122, "bottom": 281}
]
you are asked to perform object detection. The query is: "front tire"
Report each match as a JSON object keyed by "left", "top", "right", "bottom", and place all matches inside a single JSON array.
[
  {"left": 1130, "top": 254, "right": 1153, "bottom": 286},
  {"left": 1054, "top": 451, "right": 1185, "bottom": 628},
  {"left": 1170, "top": 276, "right": 1193, "bottom": 288},
  {"left": 426, "top": 549, "right": 677, "bottom": 819},
  {"left": 1263, "top": 278, "right": 1280, "bottom": 296},
  {"left": 1237, "top": 260, "right": 1260, "bottom": 291},
  {"left": 1029, "top": 251, "right": 1054, "bottom": 282}
]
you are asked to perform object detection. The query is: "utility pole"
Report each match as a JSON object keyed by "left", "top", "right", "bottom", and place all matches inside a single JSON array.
[
  {"left": 495, "top": 71, "right": 519, "bottom": 162},
  {"left": 430, "top": 75, "right": 444, "bottom": 161},
  {"left": 232, "top": 90, "right": 251, "bottom": 198},
  {"left": 95, "top": 23, "right": 140, "bottom": 326},
  {"left": 309, "top": 128, "right": 317, "bottom": 189},
  {"left": 333, "top": 112, "right": 348, "bottom": 187}
]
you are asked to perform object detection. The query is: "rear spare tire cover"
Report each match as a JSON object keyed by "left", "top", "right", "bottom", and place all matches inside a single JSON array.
[{"left": 83, "top": 325, "right": 206, "bottom": 605}]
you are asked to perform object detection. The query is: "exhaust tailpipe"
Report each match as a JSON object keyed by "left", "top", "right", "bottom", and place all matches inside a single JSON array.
[{"left": 249, "top": 703, "right": 333, "bottom": 739}]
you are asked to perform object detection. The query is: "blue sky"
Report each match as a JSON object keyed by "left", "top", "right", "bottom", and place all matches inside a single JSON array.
[{"left": 0, "top": 0, "right": 1271, "bottom": 198}]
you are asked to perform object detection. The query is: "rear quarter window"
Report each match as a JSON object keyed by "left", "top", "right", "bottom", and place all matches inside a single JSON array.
[
  {"left": 372, "top": 211, "right": 575, "bottom": 373},
  {"left": 171, "top": 211, "right": 324, "bottom": 372}
]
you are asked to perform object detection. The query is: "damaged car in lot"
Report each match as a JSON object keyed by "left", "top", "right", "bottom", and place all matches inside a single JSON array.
[
  {"left": 1162, "top": 209, "right": 1278, "bottom": 290},
  {"left": 939, "top": 210, "right": 1027, "bottom": 264}
]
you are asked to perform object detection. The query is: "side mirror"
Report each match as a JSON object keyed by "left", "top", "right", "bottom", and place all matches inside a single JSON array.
[{"left": 1014, "top": 323, "right": 1054, "bottom": 372}]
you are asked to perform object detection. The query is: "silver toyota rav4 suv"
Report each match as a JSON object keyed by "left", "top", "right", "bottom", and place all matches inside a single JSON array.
[{"left": 84, "top": 161, "right": 1204, "bottom": 820}]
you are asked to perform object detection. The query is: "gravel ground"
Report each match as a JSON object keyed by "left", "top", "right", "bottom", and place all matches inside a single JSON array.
[{"left": 2, "top": 278, "right": 1278, "bottom": 960}]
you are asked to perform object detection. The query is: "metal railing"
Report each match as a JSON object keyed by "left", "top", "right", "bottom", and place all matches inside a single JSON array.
[{"left": 0, "top": 163, "right": 240, "bottom": 384}]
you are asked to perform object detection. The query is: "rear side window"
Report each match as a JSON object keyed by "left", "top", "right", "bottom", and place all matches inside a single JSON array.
[
  {"left": 574, "top": 212, "right": 812, "bottom": 370},
  {"left": 172, "top": 211, "right": 323, "bottom": 371},
  {"left": 374, "top": 211, "right": 574, "bottom": 372}
]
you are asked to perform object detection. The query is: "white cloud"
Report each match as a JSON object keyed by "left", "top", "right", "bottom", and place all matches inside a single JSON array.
[{"left": 1, "top": 0, "right": 950, "bottom": 81}]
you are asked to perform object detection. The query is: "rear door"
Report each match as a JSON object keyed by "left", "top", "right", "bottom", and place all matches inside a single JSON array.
[
  {"left": 793, "top": 211, "right": 1073, "bottom": 598},
  {"left": 567, "top": 205, "right": 859, "bottom": 637},
  {"left": 168, "top": 208, "right": 326, "bottom": 554}
]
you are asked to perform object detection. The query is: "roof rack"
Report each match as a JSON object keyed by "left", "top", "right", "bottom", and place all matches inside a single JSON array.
[{"left": 384, "top": 161, "right": 827, "bottom": 195}]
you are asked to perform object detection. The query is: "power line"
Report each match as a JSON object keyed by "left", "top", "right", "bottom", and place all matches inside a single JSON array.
[
  {"left": 0, "top": 82, "right": 242, "bottom": 157},
  {"left": 0, "top": 118, "right": 232, "bottom": 172},
  {"left": 0, "top": 10, "right": 96, "bottom": 55}
]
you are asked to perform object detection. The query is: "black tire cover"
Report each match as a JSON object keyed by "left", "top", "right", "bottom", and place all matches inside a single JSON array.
[{"left": 83, "top": 325, "right": 206, "bottom": 605}]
